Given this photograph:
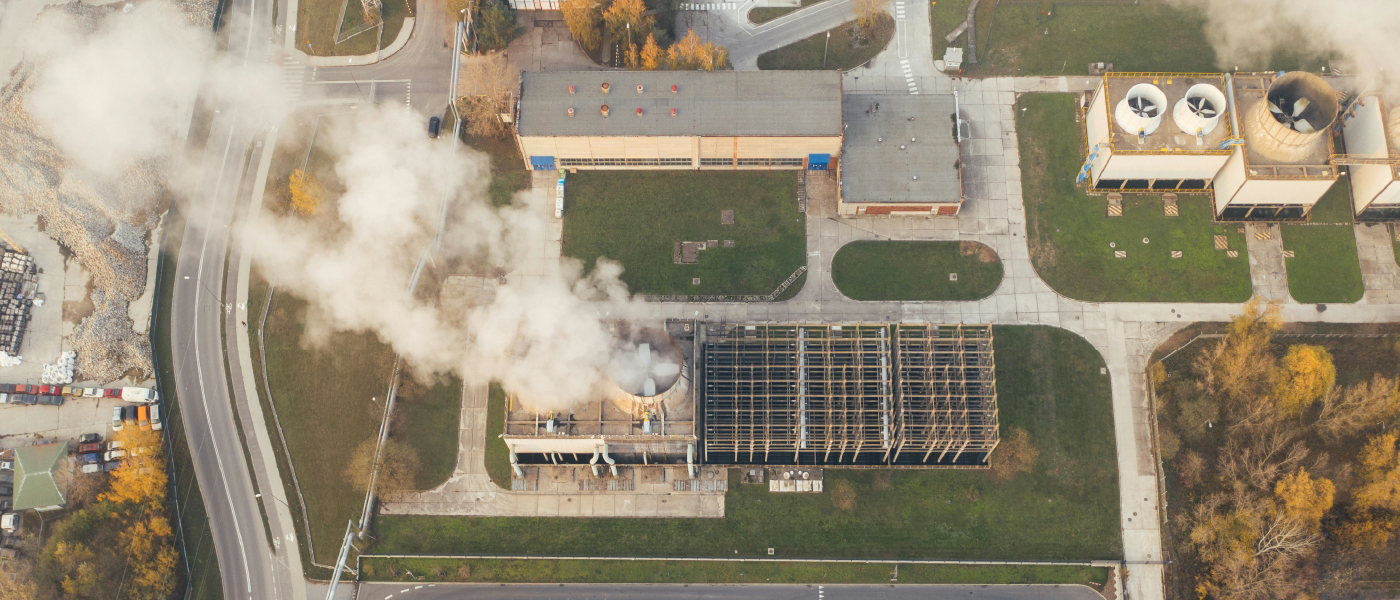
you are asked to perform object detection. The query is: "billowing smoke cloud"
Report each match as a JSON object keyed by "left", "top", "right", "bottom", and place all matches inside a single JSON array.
[
  {"left": 1168, "top": 0, "right": 1400, "bottom": 88},
  {"left": 248, "top": 107, "right": 651, "bottom": 411}
]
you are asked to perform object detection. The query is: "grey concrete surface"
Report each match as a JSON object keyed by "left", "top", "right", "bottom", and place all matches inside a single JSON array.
[{"left": 356, "top": 583, "right": 1105, "bottom": 600}]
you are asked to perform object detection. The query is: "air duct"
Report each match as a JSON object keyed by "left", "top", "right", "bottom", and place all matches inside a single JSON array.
[
  {"left": 509, "top": 447, "right": 523, "bottom": 477},
  {"left": 686, "top": 443, "right": 695, "bottom": 478},
  {"left": 1114, "top": 83, "right": 1168, "bottom": 136},
  {"left": 590, "top": 447, "right": 601, "bottom": 477},
  {"left": 601, "top": 443, "right": 617, "bottom": 477},
  {"left": 1245, "top": 71, "right": 1339, "bottom": 163},
  {"left": 1173, "top": 83, "right": 1227, "bottom": 137}
]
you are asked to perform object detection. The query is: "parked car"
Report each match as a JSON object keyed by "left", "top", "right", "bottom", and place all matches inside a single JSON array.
[
  {"left": 121, "top": 388, "right": 159, "bottom": 404},
  {"left": 137, "top": 406, "right": 150, "bottom": 430},
  {"left": 111, "top": 406, "right": 125, "bottom": 431},
  {"left": 79, "top": 433, "right": 101, "bottom": 444},
  {"left": 11, "top": 384, "right": 33, "bottom": 394},
  {"left": 37, "top": 385, "right": 58, "bottom": 396},
  {"left": 61, "top": 386, "right": 83, "bottom": 397},
  {"left": 0, "top": 473, "right": 10, "bottom": 484},
  {"left": 36, "top": 395, "right": 63, "bottom": 406},
  {"left": 1, "top": 512, "right": 20, "bottom": 533},
  {"left": 0, "top": 460, "right": 11, "bottom": 471},
  {"left": 77, "top": 443, "right": 102, "bottom": 454},
  {"left": 11, "top": 395, "right": 37, "bottom": 406},
  {"left": 108, "top": 441, "right": 125, "bottom": 451},
  {"left": 101, "top": 461, "right": 121, "bottom": 472},
  {"left": 122, "top": 405, "right": 137, "bottom": 422},
  {"left": 80, "top": 453, "right": 100, "bottom": 465},
  {"left": 82, "top": 388, "right": 104, "bottom": 398},
  {"left": 0, "top": 384, "right": 13, "bottom": 393},
  {"left": 150, "top": 405, "right": 163, "bottom": 431},
  {"left": 104, "top": 388, "right": 123, "bottom": 399},
  {"left": 0, "top": 485, "right": 11, "bottom": 497},
  {"left": 0, "top": 393, "right": 7, "bottom": 404},
  {"left": 428, "top": 116, "right": 441, "bottom": 138},
  {"left": 80, "top": 463, "right": 100, "bottom": 474},
  {"left": 103, "top": 449, "right": 127, "bottom": 461}
]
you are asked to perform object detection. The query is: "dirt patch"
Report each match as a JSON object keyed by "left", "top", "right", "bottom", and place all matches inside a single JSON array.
[
  {"left": 959, "top": 240, "right": 998, "bottom": 263},
  {"left": 62, "top": 279, "right": 96, "bottom": 326}
]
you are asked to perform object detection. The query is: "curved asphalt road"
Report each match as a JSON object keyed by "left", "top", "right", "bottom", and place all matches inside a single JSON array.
[{"left": 358, "top": 583, "right": 1104, "bottom": 600}]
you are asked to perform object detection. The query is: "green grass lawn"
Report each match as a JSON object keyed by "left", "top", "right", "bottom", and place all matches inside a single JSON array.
[
  {"left": 485, "top": 382, "right": 512, "bottom": 489},
  {"left": 748, "top": 0, "right": 827, "bottom": 25},
  {"left": 832, "top": 241, "right": 1003, "bottom": 301},
  {"left": 562, "top": 171, "right": 806, "bottom": 296},
  {"left": 757, "top": 14, "right": 893, "bottom": 70},
  {"left": 1018, "top": 93, "right": 1252, "bottom": 302},
  {"left": 461, "top": 132, "right": 531, "bottom": 207},
  {"left": 371, "top": 326, "right": 1122, "bottom": 562},
  {"left": 362, "top": 558, "right": 1110, "bottom": 586},
  {"left": 397, "top": 374, "right": 465, "bottom": 490},
  {"left": 941, "top": 0, "right": 1331, "bottom": 77},
  {"left": 298, "top": 0, "right": 415, "bottom": 56},
  {"left": 1282, "top": 182, "right": 1363, "bottom": 304}
]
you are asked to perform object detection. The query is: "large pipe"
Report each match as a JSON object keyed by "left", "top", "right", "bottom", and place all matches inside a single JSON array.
[
  {"left": 590, "top": 447, "right": 601, "bottom": 477},
  {"left": 508, "top": 447, "right": 523, "bottom": 478},
  {"left": 601, "top": 443, "right": 617, "bottom": 477},
  {"left": 686, "top": 444, "right": 696, "bottom": 479}
]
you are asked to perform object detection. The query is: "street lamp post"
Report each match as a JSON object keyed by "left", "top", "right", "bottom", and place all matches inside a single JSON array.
[{"left": 822, "top": 30, "right": 830, "bottom": 68}]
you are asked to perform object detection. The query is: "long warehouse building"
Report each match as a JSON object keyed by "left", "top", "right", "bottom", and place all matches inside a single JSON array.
[{"left": 514, "top": 71, "right": 844, "bottom": 171}]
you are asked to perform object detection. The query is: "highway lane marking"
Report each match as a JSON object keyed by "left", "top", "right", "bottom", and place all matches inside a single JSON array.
[{"left": 192, "top": 112, "right": 255, "bottom": 599}]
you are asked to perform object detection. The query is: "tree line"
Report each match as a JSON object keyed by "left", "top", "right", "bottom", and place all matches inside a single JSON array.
[{"left": 562, "top": 0, "right": 730, "bottom": 70}]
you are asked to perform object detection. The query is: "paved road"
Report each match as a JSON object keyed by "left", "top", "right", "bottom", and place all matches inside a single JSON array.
[
  {"left": 298, "top": 0, "right": 455, "bottom": 115},
  {"left": 680, "top": 0, "right": 858, "bottom": 69},
  {"left": 358, "top": 583, "right": 1104, "bottom": 600}
]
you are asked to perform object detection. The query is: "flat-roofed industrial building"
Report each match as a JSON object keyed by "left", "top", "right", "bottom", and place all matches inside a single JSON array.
[
  {"left": 514, "top": 71, "right": 844, "bottom": 171},
  {"left": 1340, "top": 95, "right": 1400, "bottom": 221},
  {"left": 700, "top": 323, "right": 998, "bottom": 467},
  {"left": 839, "top": 94, "right": 965, "bottom": 216}
]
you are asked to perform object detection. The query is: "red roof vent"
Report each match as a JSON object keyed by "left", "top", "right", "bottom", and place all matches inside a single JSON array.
[
  {"left": 671, "top": 85, "right": 678, "bottom": 93},
  {"left": 569, "top": 85, "right": 575, "bottom": 94},
  {"left": 568, "top": 107, "right": 575, "bottom": 117},
  {"left": 601, "top": 82, "right": 610, "bottom": 93},
  {"left": 637, "top": 85, "right": 644, "bottom": 93},
  {"left": 636, "top": 107, "right": 644, "bottom": 116},
  {"left": 671, "top": 108, "right": 677, "bottom": 116},
  {"left": 601, "top": 104, "right": 610, "bottom": 117}
]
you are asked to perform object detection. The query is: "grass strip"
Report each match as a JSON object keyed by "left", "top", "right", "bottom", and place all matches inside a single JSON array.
[
  {"left": 1281, "top": 182, "right": 1363, "bottom": 304},
  {"left": 758, "top": 14, "right": 892, "bottom": 70},
  {"left": 832, "top": 241, "right": 1003, "bottom": 301}
]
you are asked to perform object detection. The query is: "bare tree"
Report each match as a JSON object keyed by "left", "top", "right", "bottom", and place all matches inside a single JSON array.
[
  {"left": 1219, "top": 427, "right": 1308, "bottom": 492},
  {"left": 1316, "top": 374, "right": 1400, "bottom": 440},
  {"left": 456, "top": 53, "right": 517, "bottom": 139},
  {"left": 1255, "top": 513, "right": 1320, "bottom": 558}
]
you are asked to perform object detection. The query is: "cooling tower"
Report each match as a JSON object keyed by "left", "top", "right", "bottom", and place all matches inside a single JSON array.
[
  {"left": 1114, "top": 83, "right": 1168, "bottom": 136},
  {"left": 1245, "top": 71, "right": 1339, "bottom": 163},
  {"left": 1173, "top": 83, "right": 1227, "bottom": 137}
]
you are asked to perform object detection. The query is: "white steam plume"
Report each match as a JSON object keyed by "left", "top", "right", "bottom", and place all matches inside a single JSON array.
[
  {"left": 248, "top": 107, "right": 651, "bottom": 412},
  {"left": 1168, "top": 0, "right": 1400, "bottom": 88}
]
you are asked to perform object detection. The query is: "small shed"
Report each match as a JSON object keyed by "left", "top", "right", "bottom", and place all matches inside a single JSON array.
[{"left": 12, "top": 442, "right": 67, "bottom": 512}]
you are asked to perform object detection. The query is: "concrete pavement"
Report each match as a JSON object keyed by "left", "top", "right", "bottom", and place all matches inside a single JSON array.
[{"left": 357, "top": 583, "right": 1107, "bottom": 600}]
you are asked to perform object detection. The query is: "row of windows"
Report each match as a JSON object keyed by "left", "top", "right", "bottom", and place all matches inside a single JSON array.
[
  {"left": 699, "top": 158, "right": 732, "bottom": 166},
  {"left": 1095, "top": 178, "right": 1211, "bottom": 191},
  {"left": 737, "top": 158, "right": 804, "bottom": 167},
  {"left": 1217, "top": 204, "right": 1308, "bottom": 221},
  {"left": 557, "top": 158, "right": 693, "bottom": 167}
]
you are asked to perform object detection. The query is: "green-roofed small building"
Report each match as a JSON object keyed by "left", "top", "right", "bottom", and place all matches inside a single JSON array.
[{"left": 12, "top": 442, "right": 67, "bottom": 512}]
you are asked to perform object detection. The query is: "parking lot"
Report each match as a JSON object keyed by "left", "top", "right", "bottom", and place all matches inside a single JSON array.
[{"left": 0, "top": 395, "right": 127, "bottom": 450}]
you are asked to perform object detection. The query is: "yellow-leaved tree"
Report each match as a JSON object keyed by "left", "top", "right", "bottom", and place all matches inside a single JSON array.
[
  {"left": 1353, "top": 431, "right": 1400, "bottom": 512},
  {"left": 640, "top": 33, "right": 662, "bottom": 70},
  {"left": 1271, "top": 344, "right": 1335, "bottom": 417},
  {"left": 100, "top": 427, "right": 167, "bottom": 506},
  {"left": 1273, "top": 467, "right": 1334, "bottom": 529},
  {"left": 289, "top": 168, "right": 326, "bottom": 216},
  {"left": 121, "top": 516, "right": 179, "bottom": 600},
  {"left": 602, "top": 0, "right": 651, "bottom": 47},
  {"left": 561, "top": 0, "right": 603, "bottom": 51}
]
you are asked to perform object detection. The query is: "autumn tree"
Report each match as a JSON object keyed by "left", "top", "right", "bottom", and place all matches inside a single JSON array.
[
  {"left": 1273, "top": 467, "right": 1333, "bottom": 529},
  {"left": 561, "top": 0, "right": 604, "bottom": 51},
  {"left": 289, "top": 168, "right": 326, "bottom": 216},
  {"left": 1196, "top": 298, "right": 1281, "bottom": 403},
  {"left": 346, "top": 438, "right": 422, "bottom": 496},
  {"left": 458, "top": 53, "right": 516, "bottom": 139},
  {"left": 639, "top": 33, "right": 662, "bottom": 69},
  {"left": 1353, "top": 431, "right": 1400, "bottom": 512},
  {"left": 1316, "top": 374, "right": 1400, "bottom": 440},
  {"left": 624, "top": 42, "right": 640, "bottom": 68},
  {"left": 1271, "top": 344, "right": 1335, "bottom": 417},
  {"left": 53, "top": 542, "right": 101, "bottom": 598},
  {"left": 854, "top": 0, "right": 888, "bottom": 31},
  {"left": 101, "top": 427, "right": 168, "bottom": 506},
  {"left": 120, "top": 516, "right": 180, "bottom": 600},
  {"left": 603, "top": 0, "right": 651, "bottom": 48},
  {"left": 1188, "top": 485, "right": 1317, "bottom": 600},
  {"left": 990, "top": 427, "right": 1038, "bottom": 480},
  {"left": 665, "top": 29, "right": 728, "bottom": 70},
  {"left": 475, "top": 0, "right": 524, "bottom": 51}
]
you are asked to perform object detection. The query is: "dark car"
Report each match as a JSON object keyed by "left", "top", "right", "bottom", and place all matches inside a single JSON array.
[
  {"left": 102, "top": 461, "right": 121, "bottom": 473},
  {"left": 11, "top": 395, "right": 37, "bottom": 406},
  {"left": 36, "top": 395, "right": 64, "bottom": 406},
  {"left": 79, "top": 433, "right": 101, "bottom": 444},
  {"left": 104, "top": 388, "right": 122, "bottom": 399},
  {"left": 0, "top": 485, "right": 11, "bottom": 497},
  {"left": 0, "top": 384, "right": 13, "bottom": 393},
  {"left": 123, "top": 405, "right": 138, "bottom": 422},
  {"left": 428, "top": 116, "right": 441, "bottom": 139},
  {"left": 80, "top": 453, "right": 101, "bottom": 465}
]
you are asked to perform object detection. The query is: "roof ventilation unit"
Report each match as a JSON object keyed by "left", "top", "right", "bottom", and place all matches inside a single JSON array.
[
  {"left": 1173, "top": 83, "right": 1227, "bottom": 136},
  {"left": 1114, "top": 83, "right": 1168, "bottom": 136},
  {"left": 1246, "top": 71, "right": 1339, "bottom": 162}
]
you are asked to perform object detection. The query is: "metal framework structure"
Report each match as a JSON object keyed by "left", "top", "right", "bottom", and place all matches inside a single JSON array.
[{"left": 701, "top": 323, "right": 998, "bottom": 467}]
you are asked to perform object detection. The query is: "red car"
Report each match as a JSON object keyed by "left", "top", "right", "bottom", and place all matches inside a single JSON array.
[
  {"left": 12, "top": 384, "right": 33, "bottom": 394},
  {"left": 38, "top": 385, "right": 59, "bottom": 396},
  {"left": 77, "top": 443, "right": 102, "bottom": 453},
  {"left": 104, "top": 388, "right": 122, "bottom": 399}
]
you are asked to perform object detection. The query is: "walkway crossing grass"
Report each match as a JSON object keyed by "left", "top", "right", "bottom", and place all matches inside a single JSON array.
[
  {"left": 831, "top": 240, "right": 1004, "bottom": 301},
  {"left": 1281, "top": 182, "right": 1364, "bottom": 304},
  {"left": 1017, "top": 93, "right": 1253, "bottom": 303},
  {"left": 757, "top": 14, "right": 894, "bottom": 71},
  {"left": 371, "top": 326, "right": 1122, "bottom": 565}
]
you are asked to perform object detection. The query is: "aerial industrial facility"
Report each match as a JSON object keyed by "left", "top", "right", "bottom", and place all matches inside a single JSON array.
[
  {"left": 1340, "top": 93, "right": 1400, "bottom": 220},
  {"left": 503, "top": 321, "right": 1000, "bottom": 473}
]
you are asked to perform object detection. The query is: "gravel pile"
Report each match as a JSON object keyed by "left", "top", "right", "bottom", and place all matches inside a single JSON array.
[{"left": 70, "top": 290, "right": 153, "bottom": 383}]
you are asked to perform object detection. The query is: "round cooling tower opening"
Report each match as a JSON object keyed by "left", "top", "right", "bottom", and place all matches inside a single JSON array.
[
  {"left": 1173, "top": 83, "right": 1226, "bottom": 136},
  {"left": 1114, "top": 83, "right": 1168, "bottom": 136},
  {"left": 608, "top": 327, "right": 683, "bottom": 398},
  {"left": 1264, "top": 72, "right": 1339, "bottom": 134}
]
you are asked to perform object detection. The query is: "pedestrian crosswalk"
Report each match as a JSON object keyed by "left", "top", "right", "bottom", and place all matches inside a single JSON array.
[
  {"left": 678, "top": 2, "right": 740, "bottom": 9},
  {"left": 894, "top": 1, "right": 917, "bottom": 94},
  {"left": 280, "top": 56, "right": 305, "bottom": 105},
  {"left": 894, "top": 0, "right": 905, "bottom": 19},
  {"left": 900, "top": 58, "right": 919, "bottom": 95}
]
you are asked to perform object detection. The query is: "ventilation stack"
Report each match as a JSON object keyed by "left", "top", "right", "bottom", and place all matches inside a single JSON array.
[
  {"left": 1211, "top": 71, "right": 1340, "bottom": 221},
  {"left": 1081, "top": 73, "right": 1235, "bottom": 194},
  {"left": 1339, "top": 93, "right": 1400, "bottom": 220}
]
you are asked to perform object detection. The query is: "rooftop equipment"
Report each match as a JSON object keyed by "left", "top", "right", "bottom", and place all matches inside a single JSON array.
[
  {"left": 1114, "top": 83, "right": 1168, "bottom": 136},
  {"left": 1246, "top": 71, "right": 1339, "bottom": 163},
  {"left": 1173, "top": 83, "right": 1227, "bottom": 137}
]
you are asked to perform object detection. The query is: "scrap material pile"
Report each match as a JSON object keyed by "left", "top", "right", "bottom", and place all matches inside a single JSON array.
[
  {"left": 0, "top": 251, "right": 37, "bottom": 355},
  {"left": 41, "top": 351, "right": 77, "bottom": 384}
]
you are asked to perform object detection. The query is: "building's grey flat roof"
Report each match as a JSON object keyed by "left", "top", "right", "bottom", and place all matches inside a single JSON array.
[
  {"left": 517, "top": 71, "right": 844, "bottom": 137},
  {"left": 840, "top": 94, "right": 962, "bottom": 204}
]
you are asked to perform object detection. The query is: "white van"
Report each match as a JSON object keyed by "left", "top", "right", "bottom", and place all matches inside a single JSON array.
[{"left": 121, "top": 387, "right": 159, "bottom": 404}]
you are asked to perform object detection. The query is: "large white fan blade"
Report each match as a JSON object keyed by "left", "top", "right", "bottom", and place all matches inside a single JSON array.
[
  {"left": 652, "top": 362, "right": 681, "bottom": 378},
  {"left": 1292, "top": 97, "right": 1310, "bottom": 117},
  {"left": 637, "top": 343, "right": 650, "bottom": 363},
  {"left": 1293, "top": 119, "right": 1316, "bottom": 134},
  {"left": 644, "top": 377, "right": 657, "bottom": 396}
]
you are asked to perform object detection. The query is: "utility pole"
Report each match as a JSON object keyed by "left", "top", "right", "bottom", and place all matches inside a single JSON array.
[{"left": 822, "top": 30, "right": 830, "bottom": 68}]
